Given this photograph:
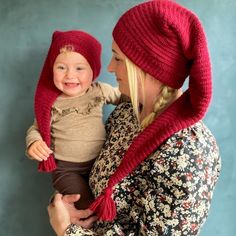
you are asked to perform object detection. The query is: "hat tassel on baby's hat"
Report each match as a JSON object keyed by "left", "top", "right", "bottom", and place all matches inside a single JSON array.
[
  {"left": 34, "top": 30, "right": 101, "bottom": 172},
  {"left": 34, "top": 37, "right": 61, "bottom": 172},
  {"left": 89, "top": 0, "right": 212, "bottom": 221}
]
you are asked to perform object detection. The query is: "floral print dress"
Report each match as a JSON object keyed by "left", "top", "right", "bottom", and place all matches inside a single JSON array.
[{"left": 65, "top": 102, "right": 221, "bottom": 236}]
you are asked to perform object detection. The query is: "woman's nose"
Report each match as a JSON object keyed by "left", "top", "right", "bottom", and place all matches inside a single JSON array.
[{"left": 107, "top": 59, "right": 114, "bottom": 73}]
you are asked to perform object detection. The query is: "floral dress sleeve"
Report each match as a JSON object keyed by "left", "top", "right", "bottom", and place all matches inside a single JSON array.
[
  {"left": 64, "top": 224, "right": 98, "bottom": 236},
  {"left": 65, "top": 222, "right": 133, "bottom": 236}
]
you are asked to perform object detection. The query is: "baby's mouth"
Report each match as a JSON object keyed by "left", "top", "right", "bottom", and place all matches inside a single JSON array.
[{"left": 64, "top": 82, "right": 80, "bottom": 88}]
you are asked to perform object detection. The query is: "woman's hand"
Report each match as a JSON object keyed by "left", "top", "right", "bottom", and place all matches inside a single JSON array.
[
  {"left": 27, "top": 140, "right": 53, "bottom": 161},
  {"left": 48, "top": 193, "right": 71, "bottom": 236},
  {"left": 48, "top": 193, "right": 98, "bottom": 236},
  {"left": 62, "top": 194, "right": 98, "bottom": 229}
]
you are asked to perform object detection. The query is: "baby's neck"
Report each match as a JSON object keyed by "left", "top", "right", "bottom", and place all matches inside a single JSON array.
[{"left": 59, "top": 91, "right": 86, "bottom": 99}]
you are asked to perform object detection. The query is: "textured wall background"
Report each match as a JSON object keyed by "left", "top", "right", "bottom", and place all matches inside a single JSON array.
[{"left": 0, "top": 0, "right": 235, "bottom": 235}]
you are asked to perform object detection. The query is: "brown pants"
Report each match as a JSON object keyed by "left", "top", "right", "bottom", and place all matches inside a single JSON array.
[{"left": 52, "top": 159, "right": 95, "bottom": 209}]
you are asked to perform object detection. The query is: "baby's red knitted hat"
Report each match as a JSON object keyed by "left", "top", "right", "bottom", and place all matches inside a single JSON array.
[
  {"left": 89, "top": 0, "right": 212, "bottom": 221},
  {"left": 34, "top": 30, "right": 102, "bottom": 172}
]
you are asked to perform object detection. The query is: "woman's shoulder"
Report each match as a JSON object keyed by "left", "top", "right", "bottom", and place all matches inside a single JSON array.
[
  {"left": 167, "top": 121, "right": 217, "bottom": 147},
  {"left": 149, "top": 121, "right": 220, "bottom": 169},
  {"left": 103, "top": 102, "right": 141, "bottom": 142},
  {"left": 138, "top": 120, "right": 221, "bottom": 188},
  {"left": 106, "top": 102, "right": 137, "bottom": 127},
  {"left": 110, "top": 101, "right": 133, "bottom": 116}
]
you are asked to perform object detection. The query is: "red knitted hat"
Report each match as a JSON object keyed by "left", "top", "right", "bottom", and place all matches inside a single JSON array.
[
  {"left": 35, "top": 30, "right": 102, "bottom": 172},
  {"left": 89, "top": 0, "right": 212, "bottom": 221}
]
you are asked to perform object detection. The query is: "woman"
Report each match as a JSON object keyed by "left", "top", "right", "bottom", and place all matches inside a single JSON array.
[{"left": 48, "top": 0, "right": 221, "bottom": 235}]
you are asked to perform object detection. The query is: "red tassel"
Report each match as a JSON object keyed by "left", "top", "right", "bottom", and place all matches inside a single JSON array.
[
  {"left": 38, "top": 154, "right": 56, "bottom": 172},
  {"left": 89, "top": 187, "right": 116, "bottom": 221}
]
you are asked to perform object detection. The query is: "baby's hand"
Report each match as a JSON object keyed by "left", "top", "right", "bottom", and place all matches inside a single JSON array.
[{"left": 27, "top": 140, "right": 53, "bottom": 162}]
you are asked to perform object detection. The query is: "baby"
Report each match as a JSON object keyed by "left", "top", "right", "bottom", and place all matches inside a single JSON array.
[{"left": 26, "top": 30, "right": 121, "bottom": 209}]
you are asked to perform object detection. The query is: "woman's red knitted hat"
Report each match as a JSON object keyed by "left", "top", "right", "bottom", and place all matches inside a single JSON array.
[
  {"left": 89, "top": 0, "right": 212, "bottom": 221},
  {"left": 34, "top": 30, "right": 102, "bottom": 172}
]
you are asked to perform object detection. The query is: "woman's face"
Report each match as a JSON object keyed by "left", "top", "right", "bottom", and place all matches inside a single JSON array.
[
  {"left": 107, "top": 41, "right": 130, "bottom": 96},
  {"left": 107, "top": 41, "right": 163, "bottom": 105}
]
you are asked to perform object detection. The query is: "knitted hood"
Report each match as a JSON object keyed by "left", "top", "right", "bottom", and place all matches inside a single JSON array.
[{"left": 34, "top": 30, "right": 102, "bottom": 172}]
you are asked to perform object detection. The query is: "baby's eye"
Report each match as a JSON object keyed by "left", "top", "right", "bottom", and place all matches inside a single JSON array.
[
  {"left": 57, "top": 65, "right": 65, "bottom": 70},
  {"left": 114, "top": 57, "right": 121, "bottom": 62},
  {"left": 76, "top": 67, "right": 84, "bottom": 71}
]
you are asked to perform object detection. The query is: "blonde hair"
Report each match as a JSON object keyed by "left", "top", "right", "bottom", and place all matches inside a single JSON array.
[
  {"left": 125, "top": 57, "right": 145, "bottom": 120},
  {"left": 59, "top": 45, "right": 75, "bottom": 53},
  {"left": 125, "top": 57, "right": 178, "bottom": 129}
]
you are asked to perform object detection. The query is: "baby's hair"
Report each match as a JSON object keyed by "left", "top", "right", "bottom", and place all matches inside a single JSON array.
[
  {"left": 59, "top": 45, "right": 75, "bottom": 53},
  {"left": 125, "top": 57, "right": 178, "bottom": 128}
]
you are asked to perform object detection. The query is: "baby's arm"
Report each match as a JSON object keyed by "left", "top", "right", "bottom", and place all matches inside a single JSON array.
[
  {"left": 26, "top": 120, "right": 53, "bottom": 162},
  {"left": 99, "top": 82, "right": 121, "bottom": 105}
]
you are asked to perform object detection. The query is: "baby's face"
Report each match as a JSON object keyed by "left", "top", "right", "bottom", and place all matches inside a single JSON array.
[{"left": 53, "top": 51, "right": 93, "bottom": 98}]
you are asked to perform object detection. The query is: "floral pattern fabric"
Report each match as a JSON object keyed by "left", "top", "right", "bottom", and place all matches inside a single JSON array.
[{"left": 65, "top": 102, "right": 221, "bottom": 236}]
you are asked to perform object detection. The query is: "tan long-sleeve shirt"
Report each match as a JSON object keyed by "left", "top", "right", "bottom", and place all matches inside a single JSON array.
[{"left": 26, "top": 82, "right": 121, "bottom": 163}]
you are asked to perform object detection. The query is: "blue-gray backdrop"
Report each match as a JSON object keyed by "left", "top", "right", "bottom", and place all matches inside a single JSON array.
[{"left": 0, "top": 0, "right": 235, "bottom": 235}]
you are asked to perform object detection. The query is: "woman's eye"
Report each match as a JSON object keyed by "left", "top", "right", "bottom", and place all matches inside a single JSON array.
[
  {"left": 57, "top": 66, "right": 65, "bottom": 70},
  {"left": 114, "top": 57, "right": 121, "bottom": 62},
  {"left": 76, "top": 67, "right": 84, "bottom": 71}
]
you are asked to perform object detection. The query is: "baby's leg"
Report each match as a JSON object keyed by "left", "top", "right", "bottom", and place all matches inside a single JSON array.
[{"left": 52, "top": 160, "right": 94, "bottom": 209}]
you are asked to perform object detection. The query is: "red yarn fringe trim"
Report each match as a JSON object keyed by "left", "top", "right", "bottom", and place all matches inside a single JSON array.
[
  {"left": 89, "top": 192, "right": 116, "bottom": 221},
  {"left": 38, "top": 155, "right": 56, "bottom": 172}
]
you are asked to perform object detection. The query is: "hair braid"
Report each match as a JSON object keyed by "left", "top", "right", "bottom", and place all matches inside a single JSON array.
[
  {"left": 125, "top": 57, "right": 178, "bottom": 129},
  {"left": 141, "top": 86, "right": 178, "bottom": 128}
]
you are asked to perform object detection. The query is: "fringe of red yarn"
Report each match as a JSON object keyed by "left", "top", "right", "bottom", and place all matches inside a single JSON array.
[
  {"left": 89, "top": 188, "right": 116, "bottom": 221},
  {"left": 38, "top": 154, "right": 57, "bottom": 172}
]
